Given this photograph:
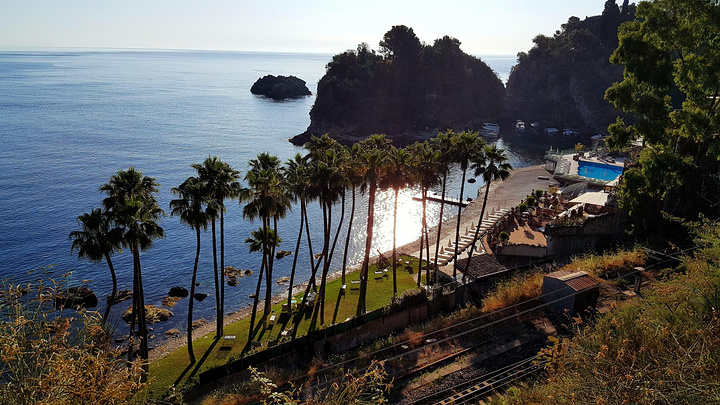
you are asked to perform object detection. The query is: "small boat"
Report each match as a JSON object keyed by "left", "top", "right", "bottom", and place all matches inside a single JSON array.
[
  {"left": 480, "top": 122, "right": 500, "bottom": 139},
  {"left": 545, "top": 127, "right": 559, "bottom": 136},
  {"left": 562, "top": 128, "right": 579, "bottom": 137},
  {"left": 515, "top": 120, "right": 525, "bottom": 132},
  {"left": 531, "top": 122, "right": 541, "bottom": 132}
]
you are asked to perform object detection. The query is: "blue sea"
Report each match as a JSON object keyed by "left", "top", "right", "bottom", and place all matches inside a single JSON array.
[{"left": 0, "top": 49, "right": 545, "bottom": 342}]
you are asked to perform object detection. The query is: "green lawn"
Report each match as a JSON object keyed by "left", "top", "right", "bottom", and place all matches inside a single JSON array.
[{"left": 149, "top": 254, "right": 423, "bottom": 396}]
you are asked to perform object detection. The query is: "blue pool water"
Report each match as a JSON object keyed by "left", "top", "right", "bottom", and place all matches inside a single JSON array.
[{"left": 577, "top": 160, "right": 623, "bottom": 181}]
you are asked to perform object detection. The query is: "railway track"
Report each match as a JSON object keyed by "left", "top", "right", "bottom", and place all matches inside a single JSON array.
[{"left": 410, "top": 355, "right": 545, "bottom": 405}]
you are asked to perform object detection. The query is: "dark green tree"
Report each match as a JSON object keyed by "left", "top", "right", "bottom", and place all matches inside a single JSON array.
[{"left": 605, "top": 0, "right": 720, "bottom": 237}]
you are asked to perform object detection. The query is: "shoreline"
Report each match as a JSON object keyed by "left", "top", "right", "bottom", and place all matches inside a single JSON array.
[{"left": 149, "top": 164, "right": 551, "bottom": 361}]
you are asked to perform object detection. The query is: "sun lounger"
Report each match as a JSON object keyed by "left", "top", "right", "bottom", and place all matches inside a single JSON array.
[{"left": 268, "top": 314, "right": 276, "bottom": 325}]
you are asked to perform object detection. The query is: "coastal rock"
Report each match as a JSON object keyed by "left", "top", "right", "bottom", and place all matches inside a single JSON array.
[
  {"left": 192, "top": 318, "right": 207, "bottom": 329},
  {"left": 168, "top": 286, "right": 189, "bottom": 298},
  {"left": 107, "top": 289, "right": 132, "bottom": 305},
  {"left": 165, "top": 328, "right": 181, "bottom": 338},
  {"left": 162, "top": 296, "right": 181, "bottom": 308},
  {"left": 276, "top": 276, "right": 290, "bottom": 285},
  {"left": 276, "top": 250, "right": 293, "bottom": 259},
  {"left": 227, "top": 277, "right": 238, "bottom": 287},
  {"left": 54, "top": 286, "right": 98, "bottom": 309},
  {"left": 121, "top": 305, "right": 173, "bottom": 324},
  {"left": 251, "top": 75, "right": 311, "bottom": 99},
  {"left": 244, "top": 269, "right": 253, "bottom": 276},
  {"left": 193, "top": 293, "right": 208, "bottom": 301}
]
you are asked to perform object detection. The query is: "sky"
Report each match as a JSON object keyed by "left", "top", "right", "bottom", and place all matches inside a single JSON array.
[{"left": 0, "top": 1, "right": 620, "bottom": 56}]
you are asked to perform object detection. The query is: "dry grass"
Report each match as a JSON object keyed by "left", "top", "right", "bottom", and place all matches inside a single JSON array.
[
  {"left": 563, "top": 248, "right": 647, "bottom": 278},
  {"left": 481, "top": 271, "right": 545, "bottom": 314}
]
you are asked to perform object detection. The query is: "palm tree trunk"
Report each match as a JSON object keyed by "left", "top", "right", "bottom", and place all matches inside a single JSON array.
[
  {"left": 188, "top": 226, "right": 201, "bottom": 363},
  {"left": 418, "top": 186, "right": 427, "bottom": 287},
  {"left": 103, "top": 253, "right": 117, "bottom": 326},
  {"left": 247, "top": 254, "right": 266, "bottom": 346},
  {"left": 392, "top": 188, "right": 398, "bottom": 296},
  {"left": 452, "top": 168, "right": 468, "bottom": 281},
  {"left": 211, "top": 220, "right": 222, "bottom": 338},
  {"left": 341, "top": 186, "right": 356, "bottom": 284},
  {"left": 127, "top": 256, "right": 138, "bottom": 363},
  {"left": 133, "top": 246, "right": 149, "bottom": 378},
  {"left": 220, "top": 210, "right": 225, "bottom": 335},
  {"left": 433, "top": 170, "right": 448, "bottom": 285},
  {"left": 263, "top": 217, "right": 275, "bottom": 326},
  {"left": 466, "top": 180, "right": 492, "bottom": 270},
  {"left": 288, "top": 200, "right": 305, "bottom": 308},
  {"left": 357, "top": 182, "right": 376, "bottom": 317},
  {"left": 318, "top": 199, "right": 331, "bottom": 325},
  {"left": 423, "top": 191, "right": 431, "bottom": 288}
]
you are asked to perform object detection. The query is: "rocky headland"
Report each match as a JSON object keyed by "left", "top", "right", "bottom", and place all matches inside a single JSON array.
[{"left": 291, "top": 26, "right": 506, "bottom": 146}]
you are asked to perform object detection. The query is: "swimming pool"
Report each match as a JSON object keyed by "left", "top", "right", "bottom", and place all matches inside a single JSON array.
[{"left": 577, "top": 160, "right": 623, "bottom": 181}]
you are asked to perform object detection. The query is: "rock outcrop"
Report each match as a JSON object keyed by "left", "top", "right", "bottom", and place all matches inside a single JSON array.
[
  {"left": 121, "top": 305, "right": 173, "bottom": 324},
  {"left": 251, "top": 75, "right": 311, "bottom": 99},
  {"left": 168, "top": 286, "right": 189, "bottom": 298},
  {"left": 54, "top": 286, "right": 98, "bottom": 309}
]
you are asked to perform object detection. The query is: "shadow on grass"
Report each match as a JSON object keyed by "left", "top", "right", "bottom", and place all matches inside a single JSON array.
[
  {"left": 242, "top": 313, "right": 267, "bottom": 353},
  {"left": 331, "top": 289, "right": 345, "bottom": 324},
  {"left": 177, "top": 338, "right": 220, "bottom": 386}
]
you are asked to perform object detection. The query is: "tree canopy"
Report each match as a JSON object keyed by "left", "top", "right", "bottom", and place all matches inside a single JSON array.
[{"left": 605, "top": 0, "right": 720, "bottom": 237}]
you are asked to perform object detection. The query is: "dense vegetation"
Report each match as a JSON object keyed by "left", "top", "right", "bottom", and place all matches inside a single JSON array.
[
  {"left": 606, "top": 0, "right": 720, "bottom": 241},
  {"left": 506, "top": 0, "right": 636, "bottom": 132},
  {"left": 292, "top": 26, "right": 506, "bottom": 145}
]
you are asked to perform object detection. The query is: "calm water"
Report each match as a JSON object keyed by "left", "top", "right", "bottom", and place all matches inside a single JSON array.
[
  {"left": 577, "top": 160, "right": 623, "bottom": 181},
  {"left": 0, "top": 50, "right": 547, "bottom": 341}
]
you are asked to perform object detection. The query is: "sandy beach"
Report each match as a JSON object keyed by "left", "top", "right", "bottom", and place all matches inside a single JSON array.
[{"left": 150, "top": 164, "right": 552, "bottom": 361}]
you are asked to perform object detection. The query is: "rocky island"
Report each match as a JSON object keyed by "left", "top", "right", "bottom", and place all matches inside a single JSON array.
[
  {"left": 291, "top": 25, "right": 506, "bottom": 145},
  {"left": 250, "top": 75, "right": 311, "bottom": 99}
]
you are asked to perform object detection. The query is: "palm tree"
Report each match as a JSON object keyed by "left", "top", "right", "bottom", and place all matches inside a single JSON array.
[
  {"left": 244, "top": 227, "right": 280, "bottom": 345},
  {"left": 465, "top": 144, "right": 512, "bottom": 268},
  {"left": 410, "top": 142, "right": 441, "bottom": 287},
  {"left": 192, "top": 156, "right": 242, "bottom": 338},
  {"left": 282, "top": 153, "right": 311, "bottom": 309},
  {"left": 380, "top": 146, "right": 413, "bottom": 296},
  {"left": 341, "top": 144, "right": 364, "bottom": 285},
  {"left": 431, "top": 130, "right": 455, "bottom": 283},
  {"left": 451, "top": 131, "right": 485, "bottom": 281},
  {"left": 69, "top": 208, "right": 122, "bottom": 325},
  {"left": 242, "top": 153, "right": 289, "bottom": 326},
  {"left": 100, "top": 167, "right": 164, "bottom": 375},
  {"left": 169, "top": 176, "right": 210, "bottom": 364},
  {"left": 356, "top": 134, "right": 391, "bottom": 317}
]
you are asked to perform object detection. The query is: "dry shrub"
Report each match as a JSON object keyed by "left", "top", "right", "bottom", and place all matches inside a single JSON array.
[
  {"left": 0, "top": 277, "right": 147, "bottom": 404},
  {"left": 400, "top": 330, "right": 424, "bottom": 349},
  {"left": 481, "top": 271, "right": 545, "bottom": 314}
]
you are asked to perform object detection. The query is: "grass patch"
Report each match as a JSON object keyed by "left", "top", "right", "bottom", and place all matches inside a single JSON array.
[
  {"left": 481, "top": 270, "right": 545, "bottom": 314},
  {"left": 148, "top": 255, "right": 422, "bottom": 397}
]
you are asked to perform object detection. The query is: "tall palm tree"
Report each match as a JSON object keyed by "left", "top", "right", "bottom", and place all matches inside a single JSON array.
[
  {"left": 100, "top": 167, "right": 164, "bottom": 375},
  {"left": 356, "top": 134, "right": 391, "bottom": 317},
  {"left": 169, "top": 176, "right": 210, "bottom": 364},
  {"left": 341, "top": 143, "right": 364, "bottom": 285},
  {"left": 380, "top": 146, "right": 413, "bottom": 296},
  {"left": 410, "top": 142, "right": 441, "bottom": 288},
  {"left": 451, "top": 131, "right": 485, "bottom": 281},
  {"left": 70, "top": 208, "right": 122, "bottom": 325},
  {"left": 282, "top": 153, "right": 311, "bottom": 309},
  {"left": 244, "top": 227, "right": 280, "bottom": 345},
  {"left": 242, "top": 153, "right": 289, "bottom": 326},
  {"left": 431, "top": 130, "right": 455, "bottom": 283},
  {"left": 192, "top": 156, "right": 242, "bottom": 338},
  {"left": 465, "top": 144, "right": 512, "bottom": 268}
]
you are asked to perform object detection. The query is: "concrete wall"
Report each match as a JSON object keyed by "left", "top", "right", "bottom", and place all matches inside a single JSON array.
[{"left": 545, "top": 212, "right": 623, "bottom": 257}]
